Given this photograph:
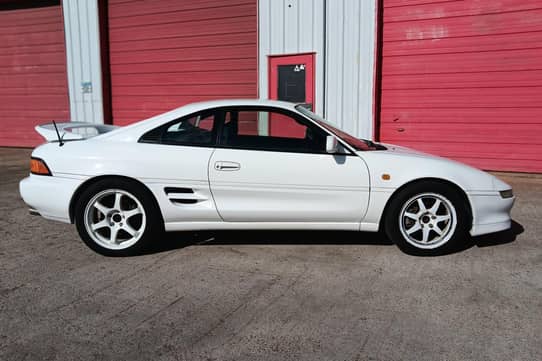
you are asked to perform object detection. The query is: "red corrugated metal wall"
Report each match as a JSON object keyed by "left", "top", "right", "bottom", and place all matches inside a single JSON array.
[
  {"left": 107, "top": 0, "right": 258, "bottom": 126},
  {"left": 379, "top": 0, "right": 542, "bottom": 173},
  {"left": 0, "top": 2, "right": 69, "bottom": 147}
]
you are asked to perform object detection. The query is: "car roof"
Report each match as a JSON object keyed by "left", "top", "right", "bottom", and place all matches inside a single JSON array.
[
  {"left": 183, "top": 98, "right": 299, "bottom": 109},
  {"left": 99, "top": 99, "right": 302, "bottom": 142},
  {"left": 163, "top": 99, "right": 300, "bottom": 117}
]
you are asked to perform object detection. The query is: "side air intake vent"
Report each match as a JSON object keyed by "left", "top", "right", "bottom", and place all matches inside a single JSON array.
[
  {"left": 164, "top": 187, "right": 193, "bottom": 194},
  {"left": 164, "top": 187, "right": 206, "bottom": 205},
  {"left": 170, "top": 199, "right": 198, "bottom": 204}
]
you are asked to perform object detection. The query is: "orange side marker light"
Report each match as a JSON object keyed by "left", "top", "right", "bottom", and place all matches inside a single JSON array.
[{"left": 30, "top": 158, "right": 52, "bottom": 176}]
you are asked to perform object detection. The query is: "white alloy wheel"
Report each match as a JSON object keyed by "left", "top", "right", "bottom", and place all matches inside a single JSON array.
[
  {"left": 398, "top": 192, "right": 457, "bottom": 250},
  {"left": 83, "top": 189, "right": 146, "bottom": 250}
]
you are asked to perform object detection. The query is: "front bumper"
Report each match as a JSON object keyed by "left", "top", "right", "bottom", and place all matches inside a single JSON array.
[
  {"left": 19, "top": 174, "right": 84, "bottom": 223},
  {"left": 468, "top": 191, "right": 515, "bottom": 236}
]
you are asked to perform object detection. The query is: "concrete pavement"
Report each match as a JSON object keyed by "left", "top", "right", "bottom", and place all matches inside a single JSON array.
[{"left": 1, "top": 147, "right": 541, "bottom": 361}]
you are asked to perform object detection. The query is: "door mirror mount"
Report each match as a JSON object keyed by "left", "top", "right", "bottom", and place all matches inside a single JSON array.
[{"left": 325, "top": 136, "right": 339, "bottom": 154}]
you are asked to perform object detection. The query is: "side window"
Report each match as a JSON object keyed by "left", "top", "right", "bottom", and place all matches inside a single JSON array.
[
  {"left": 140, "top": 110, "right": 216, "bottom": 146},
  {"left": 219, "top": 108, "right": 327, "bottom": 153}
]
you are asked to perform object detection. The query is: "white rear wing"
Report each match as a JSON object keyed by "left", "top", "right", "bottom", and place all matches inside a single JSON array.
[{"left": 36, "top": 122, "right": 119, "bottom": 142}]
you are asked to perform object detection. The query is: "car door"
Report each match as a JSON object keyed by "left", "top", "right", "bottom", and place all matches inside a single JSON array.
[{"left": 208, "top": 106, "right": 370, "bottom": 225}]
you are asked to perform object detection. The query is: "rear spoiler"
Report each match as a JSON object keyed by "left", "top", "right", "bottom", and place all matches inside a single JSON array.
[{"left": 36, "top": 122, "right": 119, "bottom": 142}]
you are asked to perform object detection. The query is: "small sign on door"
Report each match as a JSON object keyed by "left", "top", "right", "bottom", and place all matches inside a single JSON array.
[{"left": 81, "top": 82, "right": 93, "bottom": 94}]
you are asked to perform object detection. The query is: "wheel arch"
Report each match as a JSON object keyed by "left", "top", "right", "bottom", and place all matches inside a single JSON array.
[
  {"left": 69, "top": 175, "right": 164, "bottom": 225},
  {"left": 378, "top": 177, "right": 473, "bottom": 232}
]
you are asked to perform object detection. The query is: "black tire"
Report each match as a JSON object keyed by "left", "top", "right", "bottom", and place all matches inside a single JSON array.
[
  {"left": 384, "top": 181, "right": 470, "bottom": 256},
  {"left": 74, "top": 178, "right": 163, "bottom": 256}
]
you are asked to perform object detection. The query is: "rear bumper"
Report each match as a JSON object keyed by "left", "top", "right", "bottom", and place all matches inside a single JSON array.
[
  {"left": 19, "top": 174, "right": 84, "bottom": 223},
  {"left": 468, "top": 192, "right": 515, "bottom": 236}
]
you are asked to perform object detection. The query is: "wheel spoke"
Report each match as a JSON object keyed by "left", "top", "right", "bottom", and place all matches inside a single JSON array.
[
  {"left": 433, "top": 224, "right": 444, "bottom": 236},
  {"left": 417, "top": 198, "right": 427, "bottom": 213},
  {"left": 124, "top": 207, "right": 142, "bottom": 219},
  {"left": 123, "top": 224, "right": 137, "bottom": 237},
  {"left": 429, "top": 199, "right": 441, "bottom": 214},
  {"left": 113, "top": 192, "right": 123, "bottom": 211},
  {"left": 110, "top": 227, "right": 119, "bottom": 244},
  {"left": 94, "top": 201, "right": 110, "bottom": 215},
  {"left": 406, "top": 222, "right": 421, "bottom": 235},
  {"left": 404, "top": 212, "right": 418, "bottom": 220},
  {"left": 91, "top": 219, "right": 109, "bottom": 231},
  {"left": 421, "top": 226, "right": 431, "bottom": 243},
  {"left": 435, "top": 214, "right": 451, "bottom": 223}
]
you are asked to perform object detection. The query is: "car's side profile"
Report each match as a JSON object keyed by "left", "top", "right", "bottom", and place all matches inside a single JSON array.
[{"left": 20, "top": 99, "right": 515, "bottom": 256}]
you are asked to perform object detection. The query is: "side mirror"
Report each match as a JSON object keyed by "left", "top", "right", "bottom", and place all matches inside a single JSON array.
[{"left": 325, "top": 135, "right": 339, "bottom": 153}]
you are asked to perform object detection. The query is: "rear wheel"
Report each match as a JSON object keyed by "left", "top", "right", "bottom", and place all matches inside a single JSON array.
[
  {"left": 384, "top": 181, "right": 469, "bottom": 255},
  {"left": 75, "top": 179, "right": 162, "bottom": 256}
]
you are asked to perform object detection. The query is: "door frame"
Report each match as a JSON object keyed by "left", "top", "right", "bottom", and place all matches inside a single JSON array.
[{"left": 268, "top": 53, "right": 315, "bottom": 109}]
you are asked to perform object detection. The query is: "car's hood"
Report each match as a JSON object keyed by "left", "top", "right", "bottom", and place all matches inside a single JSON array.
[
  {"left": 380, "top": 143, "right": 436, "bottom": 157},
  {"left": 358, "top": 143, "right": 511, "bottom": 192},
  {"left": 377, "top": 142, "right": 472, "bottom": 167}
]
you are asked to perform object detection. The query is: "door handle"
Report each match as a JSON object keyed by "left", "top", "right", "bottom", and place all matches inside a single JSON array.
[{"left": 214, "top": 161, "right": 241, "bottom": 171}]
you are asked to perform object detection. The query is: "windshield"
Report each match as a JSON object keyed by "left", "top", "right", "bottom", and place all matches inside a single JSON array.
[{"left": 295, "top": 105, "right": 381, "bottom": 151}]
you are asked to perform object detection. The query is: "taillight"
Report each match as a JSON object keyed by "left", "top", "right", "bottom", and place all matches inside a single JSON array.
[{"left": 30, "top": 157, "right": 52, "bottom": 176}]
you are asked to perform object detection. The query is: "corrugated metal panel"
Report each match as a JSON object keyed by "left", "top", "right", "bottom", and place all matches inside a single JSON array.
[
  {"left": 63, "top": 0, "right": 104, "bottom": 124},
  {"left": 258, "top": 0, "right": 376, "bottom": 138},
  {"left": 379, "top": 0, "right": 542, "bottom": 173},
  {"left": 258, "top": 0, "right": 325, "bottom": 113},
  {"left": 0, "top": 2, "right": 69, "bottom": 147},
  {"left": 107, "top": 0, "right": 258, "bottom": 125},
  {"left": 325, "top": 0, "right": 376, "bottom": 139}
]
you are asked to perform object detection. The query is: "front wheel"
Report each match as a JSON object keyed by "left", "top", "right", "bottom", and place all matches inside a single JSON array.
[
  {"left": 74, "top": 179, "right": 162, "bottom": 256},
  {"left": 384, "top": 181, "right": 470, "bottom": 255}
]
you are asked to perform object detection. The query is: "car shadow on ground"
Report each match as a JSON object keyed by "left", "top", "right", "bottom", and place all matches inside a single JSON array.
[
  {"left": 471, "top": 220, "right": 524, "bottom": 248},
  {"left": 143, "top": 229, "right": 393, "bottom": 255},
  {"left": 142, "top": 220, "right": 524, "bottom": 257}
]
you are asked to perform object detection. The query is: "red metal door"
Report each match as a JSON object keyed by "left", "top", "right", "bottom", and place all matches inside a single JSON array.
[
  {"left": 0, "top": 2, "right": 69, "bottom": 147},
  {"left": 378, "top": 0, "right": 542, "bottom": 173},
  {"left": 107, "top": 0, "right": 258, "bottom": 126},
  {"left": 269, "top": 53, "right": 314, "bottom": 137}
]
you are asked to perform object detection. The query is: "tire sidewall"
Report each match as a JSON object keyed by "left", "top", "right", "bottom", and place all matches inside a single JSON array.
[
  {"left": 385, "top": 181, "right": 470, "bottom": 256},
  {"left": 74, "top": 178, "right": 162, "bottom": 256}
]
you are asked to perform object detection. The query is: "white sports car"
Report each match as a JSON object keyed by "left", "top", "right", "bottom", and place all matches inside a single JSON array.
[{"left": 20, "top": 99, "right": 515, "bottom": 256}]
